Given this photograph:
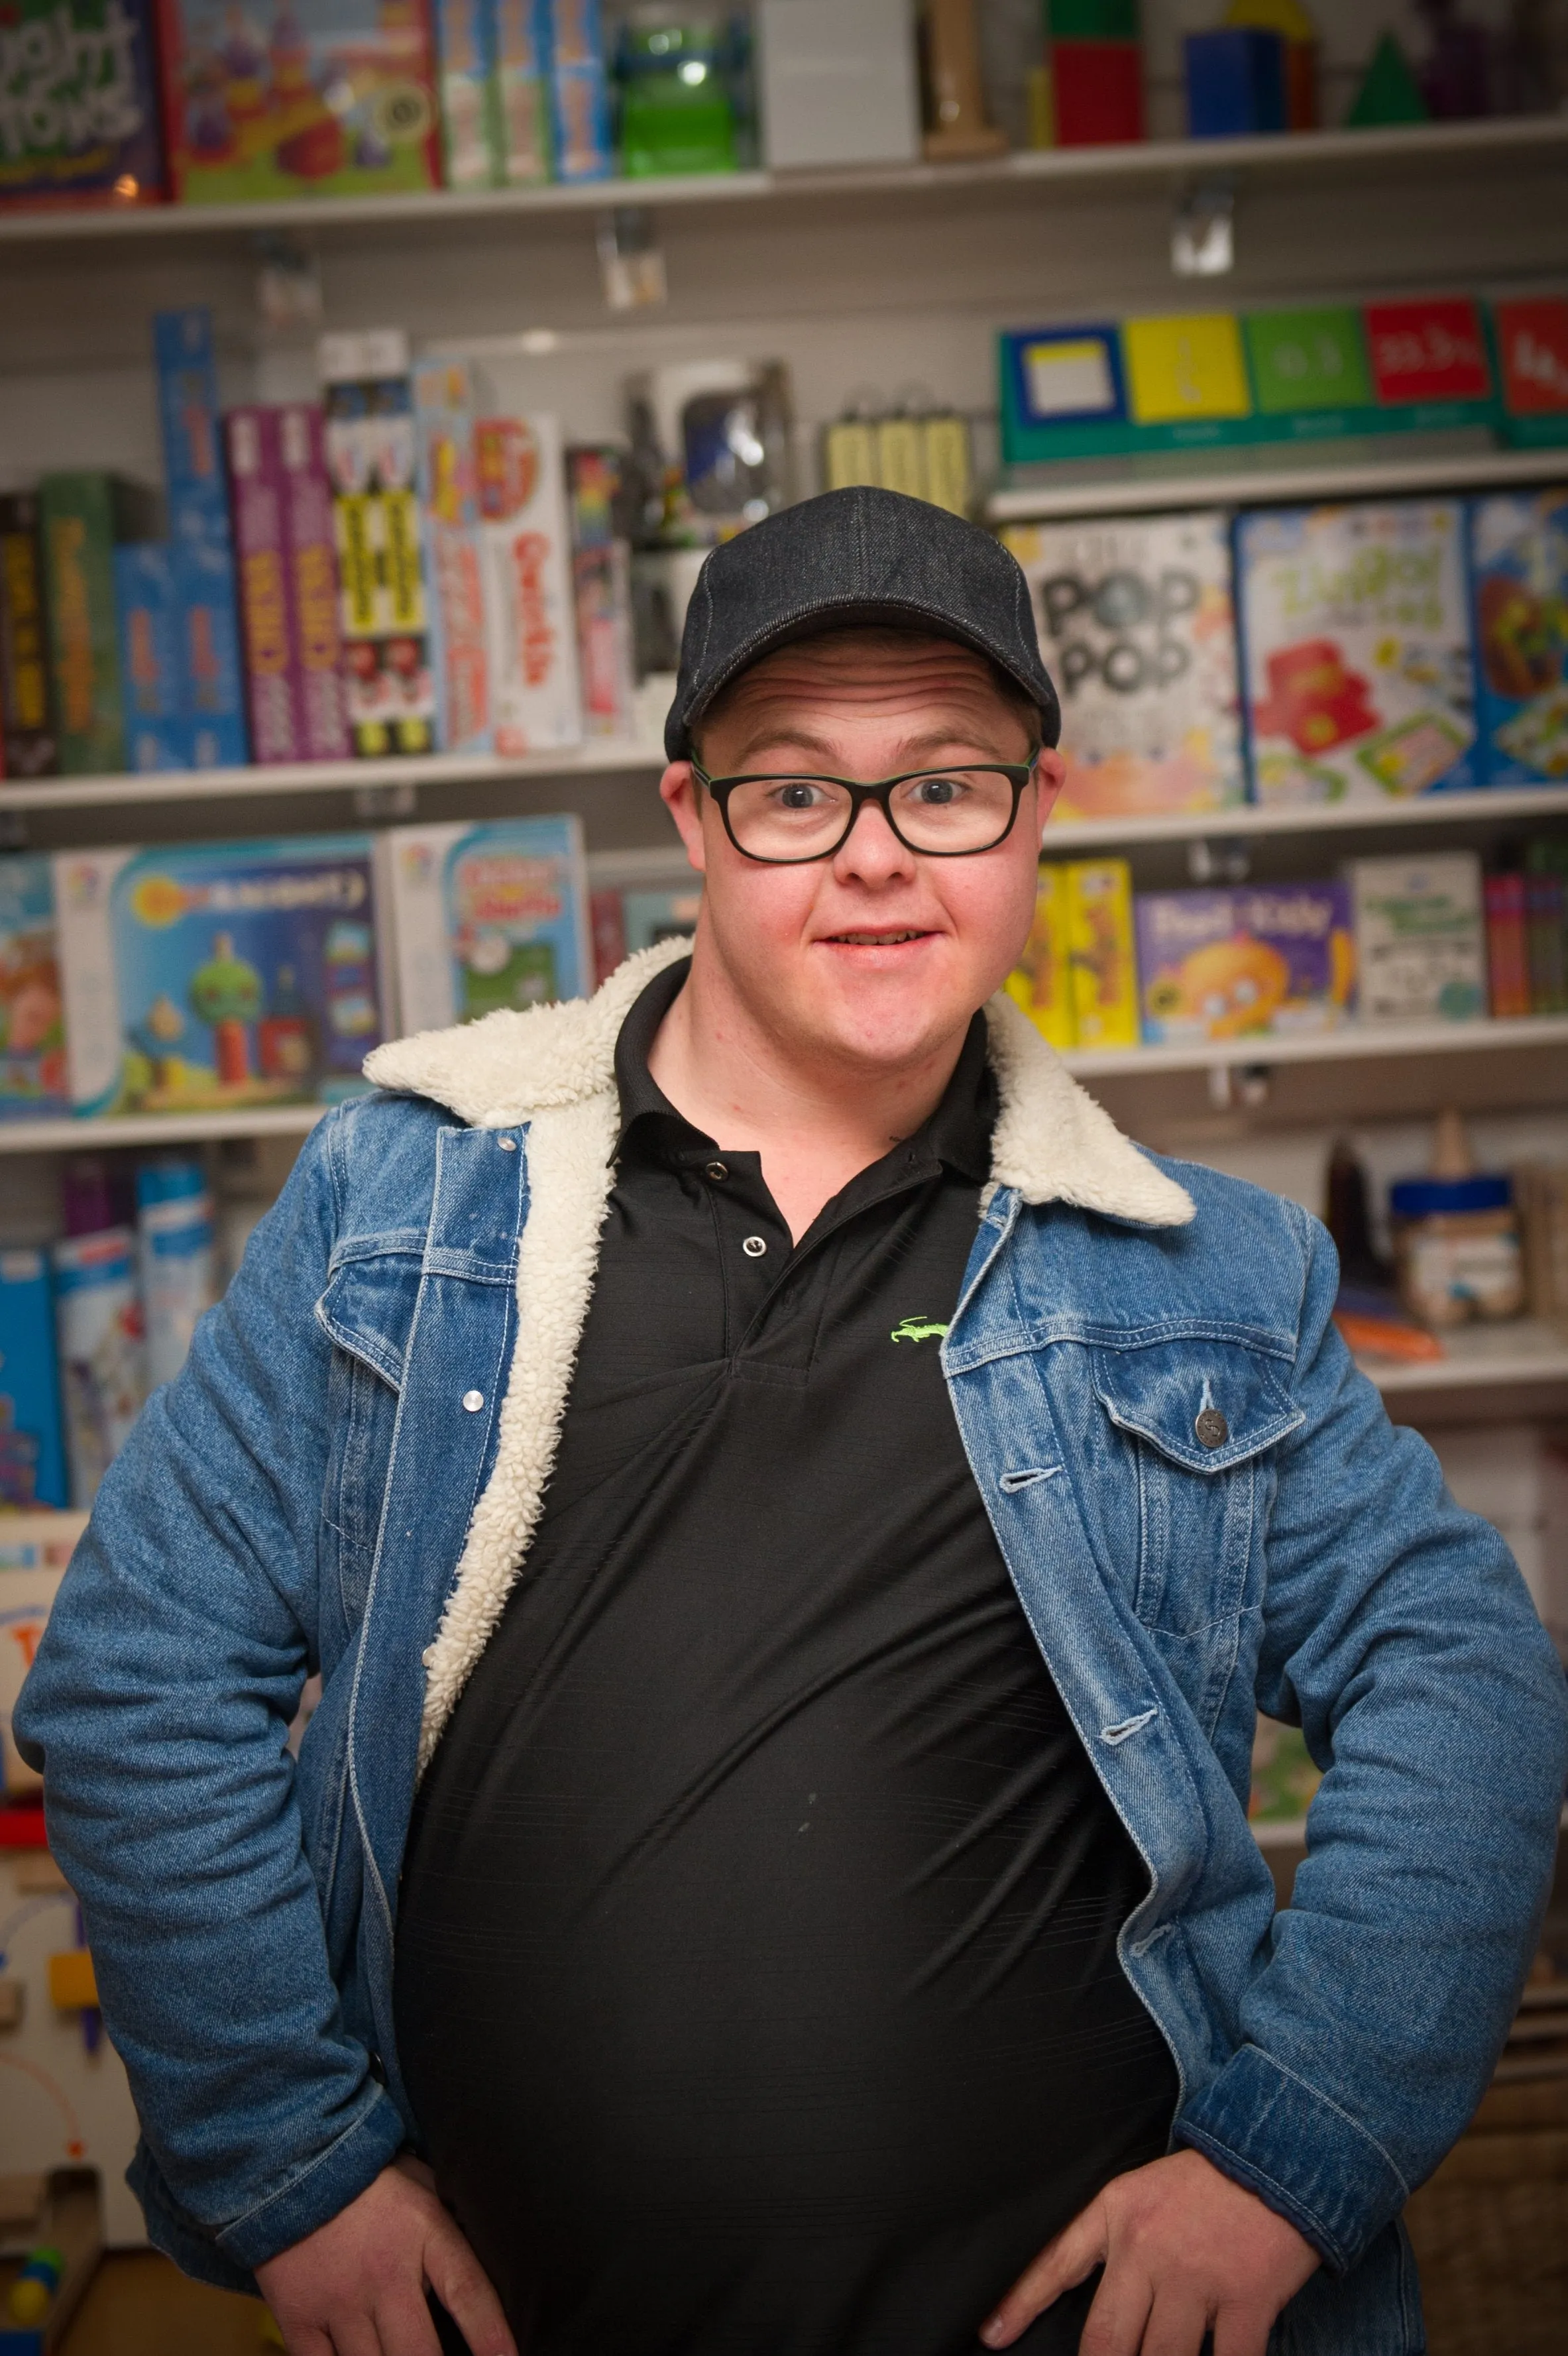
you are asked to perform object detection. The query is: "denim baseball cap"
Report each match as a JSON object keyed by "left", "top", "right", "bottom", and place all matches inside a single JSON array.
[{"left": 664, "top": 484, "right": 1062, "bottom": 760}]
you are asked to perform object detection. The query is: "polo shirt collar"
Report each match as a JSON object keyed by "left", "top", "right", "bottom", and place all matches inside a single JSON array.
[{"left": 612, "top": 955, "right": 995, "bottom": 1183}]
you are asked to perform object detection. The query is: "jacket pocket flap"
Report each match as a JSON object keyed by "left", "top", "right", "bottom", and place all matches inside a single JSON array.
[
  {"left": 314, "top": 1257, "right": 415, "bottom": 1394},
  {"left": 1093, "top": 1338, "right": 1303, "bottom": 1474}
]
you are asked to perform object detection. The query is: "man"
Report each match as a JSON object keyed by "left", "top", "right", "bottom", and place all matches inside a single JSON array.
[{"left": 18, "top": 488, "right": 1567, "bottom": 2356}]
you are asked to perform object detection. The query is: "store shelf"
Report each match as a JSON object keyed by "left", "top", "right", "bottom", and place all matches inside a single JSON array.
[
  {"left": 1357, "top": 1316, "right": 1568, "bottom": 1394},
  {"left": 0, "top": 1105, "right": 325, "bottom": 1154},
  {"left": 3, "top": 1015, "right": 1563, "bottom": 1154},
  {"left": 987, "top": 438, "right": 1566, "bottom": 525},
  {"left": 1040, "top": 783, "right": 1568, "bottom": 854},
  {"left": 0, "top": 115, "right": 1560, "bottom": 251},
  {"left": 0, "top": 739, "right": 665, "bottom": 816},
  {"left": 1060, "top": 1012, "right": 1568, "bottom": 1080}
]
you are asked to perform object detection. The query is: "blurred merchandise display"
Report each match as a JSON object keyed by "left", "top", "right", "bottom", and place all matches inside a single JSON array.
[
  {"left": 156, "top": 0, "right": 445, "bottom": 205},
  {"left": 1002, "top": 508, "right": 1243, "bottom": 818},
  {"left": 1390, "top": 1109, "right": 1526, "bottom": 1327},
  {"left": 0, "top": 0, "right": 165, "bottom": 208},
  {"left": 754, "top": 0, "right": 919, "bottom": 168},
  {"left": 921, "top": 0, "right": 1007, "bottom": 160},
  {"left": 319, "top": 329, "right": 439, "bottom": 757},
  {"left": 1045, "top": 0, "right": 1145, "bottom": 147},
  {"left": 822, "top": 403, "right": 973, "bottom": 518},
  {"left": 381, "top": 813, "right": 590, "bottom": 1027},
  {"left": 1222, "top": 0, "right": 1317, "bottom": 129},
  {"left": 626, "top": 357, "right": 793, "bottom": 546}
]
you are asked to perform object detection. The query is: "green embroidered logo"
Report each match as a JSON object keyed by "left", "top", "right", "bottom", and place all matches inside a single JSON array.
[{"left": 890, "top": 1316, "right": 949, "bottom": 1345}]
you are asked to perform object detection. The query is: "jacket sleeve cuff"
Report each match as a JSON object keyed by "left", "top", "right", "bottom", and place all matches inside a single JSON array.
[
  {"left": 213, "top": 2089, "right": 409, "bottom": 2271},
  {"left": 1172, "top": 2043, "right": 1410, "bottom": 2275}
]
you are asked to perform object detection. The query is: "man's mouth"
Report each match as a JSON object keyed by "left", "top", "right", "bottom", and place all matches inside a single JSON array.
[{"left": 822, "top": 928, "right": 933, "bottom": 946}]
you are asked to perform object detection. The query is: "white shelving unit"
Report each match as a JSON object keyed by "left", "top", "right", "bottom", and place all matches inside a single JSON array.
[
  {"left": 1358, "top": 1316, "right": 1568, "bottom": 1396},
  {"left": 1063, "top": 1013, "right": 1568, "bottom": 1082},
  {"left": 987, "top": 441, "right": 1568, "bottom": 526},
  {"left": 0, "top": 114, "right": 1558, "bottom": 249}
]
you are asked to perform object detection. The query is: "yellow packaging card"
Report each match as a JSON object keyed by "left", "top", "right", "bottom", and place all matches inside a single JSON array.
[
  {"left": 875, "top": 417, "right": 926, "bottom": 499},
  {"left": 922, "top": 414, "right": 972, "bottom": 516},
  {"left": 1066, "top": 860, "right": 1139, "bottom": 1049},
  {"left": 822, "top": 418, "right": 878, "bottom": 492},
  {"left": 1123, "top": 313, "right": 1251, "bottom": 425},
  {"left": 1005, "top": 863, "right": 1076, "bottom": 1049}
]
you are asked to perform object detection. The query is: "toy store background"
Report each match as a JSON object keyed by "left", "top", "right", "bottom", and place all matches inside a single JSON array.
[{"left": 1, "top": 1, "right": 1567, "bottom": 2349}]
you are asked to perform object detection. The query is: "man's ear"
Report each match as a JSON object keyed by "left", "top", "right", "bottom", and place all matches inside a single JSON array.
[
  {"left": 659, "top": 762, "right": 709, "bottom": 875},
  {"left": 1033, "top": 750, "right": 1067, "bottom": 842}
]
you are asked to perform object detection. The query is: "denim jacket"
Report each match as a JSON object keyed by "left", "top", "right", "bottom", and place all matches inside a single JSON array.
[{"left": 18, "top": 940, "right": 1568, "bottom": 2354}]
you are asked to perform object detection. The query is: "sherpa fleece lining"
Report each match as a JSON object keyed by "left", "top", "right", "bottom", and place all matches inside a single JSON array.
[{"left": 364, "top": 938, "right": 1195, "bottom": 1771}]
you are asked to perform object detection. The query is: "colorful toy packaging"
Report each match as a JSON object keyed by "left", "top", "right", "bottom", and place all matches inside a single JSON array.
[
  {"left": 319, "top": 331, "right": 437, "bottom": 757},
  {"left": 1002, "top": 510, "right": 1243, "bottom": 820},
  {"left": 495, "top": 0, "right": 551, "bottom": 180},
  {"left": 1346, "top": 852, "right": 1486, "bottom": 1027},
  {"left": 52, "top": 834, "right": 388, "bottom": 1116},
  {"left": 1467, "top": 488, "right": 1568, "bottom": 784},
  {"left": 1492, "top": 296, "right": 1568, "bottom": 449},
  {"left": 153, "top": 307, "right": 251, "bottom": 769},
  {"left": 474, "top": 410, "right": 582, "bottom": 754},
  {"left": 413, "top": 359, "right": 492, "bottom": 756},
  {"left": 1236, "top": 500, "right": 1477, "bottom": 803},
  {"left": 113, "top": 541, "right": 186, "bottom": 771},
  {"left": 0, "top": 493, "right": 58, "bottom": 777},
  {"left": 39, "top": 471, "right": 161, "bottom": 774},
  {"left": 1004, "top": 862, "right": 1074, "bottom": 1050},
  {"left": 156, "top": 0, "right": 443, "bottom": 204},
  {"left": 1135, "top": 883, "right": 1355, "bottom": 1045},
  {"left": 547, "top": 0, "right": 612, "bottom": 180},
  {"left": 0, "top": 854, "right": 68, "bottom": 1117},
  {"left": 0, "top": 0, "right": 165, "bottom": 207},
  {"left": 279, "top": 402, "right": 353, "bottom": 759},
  {"left": 433, "top": 0, "right": 500, "bottom": 186},
  {"left": 52, "top": 1223, "right": 144, "bottom": 1507},
  {"left": 1063, "top": 859, "right": 1139, "bottom": 1050},
  {"left": 0, "top": 1249, "right": 67, "bottom": 1511},
  {"left": 382, "top": 814, "right": 589, "bottom": 1029},
  {"left": 621, "top": 881, "right": 699, "bottom": 954},
  {"left": 565, "top": 445, "right": 636, "bottom": 738}
]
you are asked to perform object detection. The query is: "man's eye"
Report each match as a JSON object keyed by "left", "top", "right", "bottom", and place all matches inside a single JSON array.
[
  {"left": 777, "top": 783, "right": 826, "bottom": 809},
  {"left": 910, "top": 774, "right": 963, "bottom": 805}
]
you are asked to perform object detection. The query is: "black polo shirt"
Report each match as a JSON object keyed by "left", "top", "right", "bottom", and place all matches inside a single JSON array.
[{"left": 395, "top": 958, "right": 1178, "bottom": 2356}]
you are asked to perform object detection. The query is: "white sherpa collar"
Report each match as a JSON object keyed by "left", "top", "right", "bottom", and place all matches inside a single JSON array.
[
  {"left": 366, "top": 941, "right": 1192, "bottom": 1771},
  {"left": 366, "top": 938, "right": 1195, "bottom": 1229}
]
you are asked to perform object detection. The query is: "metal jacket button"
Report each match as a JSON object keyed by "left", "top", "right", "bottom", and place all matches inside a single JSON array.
[
  {"left": 1194, "top": 1407, "right": 1229, "bottom": 1448},
  {"left": 742, "top": 1235, "right": 767, "bottom": 1258},
  {"left": 462, "top": 1389, "right": 485, "bottom": 1413},
  {"left": 706, "top": 1160, "right": 729, "bottom": 1182},
  {"left": 498, "top": 1137, "right": 517, "bottom": 1152}
]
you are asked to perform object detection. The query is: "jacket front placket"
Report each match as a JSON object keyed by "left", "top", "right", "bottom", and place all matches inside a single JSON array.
[{"left": 343, "top": 1119, "right": 526, "bottom": 2112}]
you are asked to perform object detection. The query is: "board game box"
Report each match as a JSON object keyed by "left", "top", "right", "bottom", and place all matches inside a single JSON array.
[
  {"left": 1136, "top": 883, "right": 1356, "bottom": 1044},
  {"left": 1468, "top": 488, "right": 1568, "bottom": 784},
  {"left": 320, "top": 330, "right": 437, "bottom": 757},
  {"left": 156, "top": 0, "right": 443, "bottom": 205},
  {"left": 1347, "top": 852, "right": 1486, "bottom": 1027},
  {"left": 0, "top": 0, "right": 165, "bottom": 207},
  {"left": 475, "top": 410, "right": 581, "bottom": 754},
  {"left": 413, "top": 359, "right": 492, "bottom": 756},
  {"left": 0, "top": 854, "right": 69, "bottom": 1117},
  {"left": 382, "top": 815, "right": 590, "bottom": 1031},
  {"left": 1237, "top": 500, "right": 1477, "bottom": 803},
  {"left": 1003, "top": 510, "right": 1244, "bottom": 819},
  {"left": 52, "top": 834, "right": 389, "bottom": 1116}
]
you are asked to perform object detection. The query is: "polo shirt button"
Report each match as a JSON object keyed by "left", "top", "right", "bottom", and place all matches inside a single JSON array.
[
  {"left": 742, "top": 1235, "right": 767, "bottom": 1258},
  {"left": 1194, "top": 1407, "right": 1229, "bottom": 1448},
  {"left": 462, "top": 1389, "right": 485, "bottom": 1413},
  {"left": 706, "top": 1160, "right": 729, "bottom": 1182}
]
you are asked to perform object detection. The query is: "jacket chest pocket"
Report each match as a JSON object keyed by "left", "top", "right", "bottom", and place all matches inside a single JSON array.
[
  {"left": 1092, "top": 1339, "right": 1303, "bottom": 1718},
  {"left": 315, "top": 1251, "right": 418, "bottom": 1633}
]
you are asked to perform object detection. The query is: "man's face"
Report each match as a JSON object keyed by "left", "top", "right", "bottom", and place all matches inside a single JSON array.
[{"left": 659, "top": 631, "right": 1064, "bottom": 1074}]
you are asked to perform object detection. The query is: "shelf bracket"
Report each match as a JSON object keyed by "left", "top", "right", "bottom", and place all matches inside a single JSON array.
[
  {"left": 1171, "top": 181, "right": 1235, "bottom": 278},
  {"left": 1207, "top": 1061, "right": 1273, "bottom": 1111},
  {"left": 1187, "top": 833, "right": 1251, "bottom": 884}
]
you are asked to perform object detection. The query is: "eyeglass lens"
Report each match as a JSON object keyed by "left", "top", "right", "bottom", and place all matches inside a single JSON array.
[{"left": 725, "top": 770, "right": 1017, "bottom": 860}]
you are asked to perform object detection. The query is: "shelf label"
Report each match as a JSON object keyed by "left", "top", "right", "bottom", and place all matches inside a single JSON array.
[
  {"left": 1364, "top": 297, "right": 1492, "bottom": 406},
  {"left": 1245, "top": 306, "right": 1372, "bottom": 414},
  {"left": 1123, "top": 313, "right": 1252, "bottom": 425},
  {"left": 1494, "top": 297, "right": 1568, "bottom": 418}
]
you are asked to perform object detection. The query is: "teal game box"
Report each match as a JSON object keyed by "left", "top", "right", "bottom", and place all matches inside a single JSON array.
[{"left": 52, "top": 834, "right": 390, "bottom": 1116}]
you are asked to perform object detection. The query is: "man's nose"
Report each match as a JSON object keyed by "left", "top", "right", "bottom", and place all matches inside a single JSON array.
[{"left": 832, "top": 797, "right": 917, "bottom": 881}]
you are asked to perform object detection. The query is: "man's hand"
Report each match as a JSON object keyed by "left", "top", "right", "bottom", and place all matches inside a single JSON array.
[
  {"left": 978, "top": 2149, "right": 1319, "bottom": 2355},
  {"left": 256, "top": 2156, "right": 516, "bottom": 2356}
]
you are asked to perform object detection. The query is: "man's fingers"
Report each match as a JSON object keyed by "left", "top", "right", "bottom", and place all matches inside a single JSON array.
[
  {"left": 1135, "top": 2289, "right": 1215, "bottom": 2356},
  {"left": 272, "top": 2326, "right": 333, "bottom": 2356},
  {"left": 1077, "top": 2256, "right": 1155, "bottom": 2356},
  {"left": 369, "top": 2290, "right": 445, "bottom": 2356},
  {"left": 422, "top": 2219, "right": 516, "bottom": 2356},
  {"left": 980, "top": 2198, "right": 1108, "bottom": 2347},
  {"left": 1211, "top": 2298, "right": 1279, "bottom": 2356},
  {"left": 323, "top": 2315, "right": 385, "bottom": 2356}
]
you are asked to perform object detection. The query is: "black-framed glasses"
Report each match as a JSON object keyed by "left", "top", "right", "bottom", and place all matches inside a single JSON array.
[{"left": 691, "top": 754, "right": 1038, "bottom": 864}]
